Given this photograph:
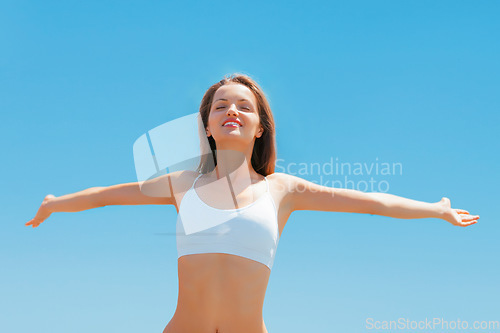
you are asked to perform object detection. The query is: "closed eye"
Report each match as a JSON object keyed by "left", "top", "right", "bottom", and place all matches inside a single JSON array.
[{"left": 216, "top": 106, "right": 251, "bottom": 110}]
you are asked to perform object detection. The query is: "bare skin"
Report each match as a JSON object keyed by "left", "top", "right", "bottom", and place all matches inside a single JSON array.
[
  {"left": 25, "top": 82, "right": 480, "bottom": 333},
  {"left": 163, "top": 171, "right": 291, "bottom": 333}
]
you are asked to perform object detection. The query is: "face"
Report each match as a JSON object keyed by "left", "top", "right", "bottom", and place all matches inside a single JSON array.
[{"left": 206, "top": 83, "right": 263, "bottom": 150}]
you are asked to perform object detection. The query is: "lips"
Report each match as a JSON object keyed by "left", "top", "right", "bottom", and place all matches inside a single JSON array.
[{"left": 222, "top": 118, "right": 242, "bottom": 127}]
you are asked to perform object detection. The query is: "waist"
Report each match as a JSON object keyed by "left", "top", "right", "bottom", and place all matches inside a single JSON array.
[
  {"left": 177, "top": 253, "right": 270, "bottom": 302},
  {"left": 166, "top": 313, "right": 267, "bottom": 333}
]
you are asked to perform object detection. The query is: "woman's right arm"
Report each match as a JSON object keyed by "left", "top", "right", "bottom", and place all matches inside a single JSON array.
[{"left": 25, "top": 171, "right": 180, "bottom": 228}]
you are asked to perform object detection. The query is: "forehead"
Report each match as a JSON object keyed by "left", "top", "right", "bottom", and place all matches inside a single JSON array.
[{"left": 213, "top": 83, "right": 256, "bottom": 104}]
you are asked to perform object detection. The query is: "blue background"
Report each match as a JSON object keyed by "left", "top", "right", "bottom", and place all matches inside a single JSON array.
[{"left": 1, "top": 0, "right": 498, "bottom": 332}]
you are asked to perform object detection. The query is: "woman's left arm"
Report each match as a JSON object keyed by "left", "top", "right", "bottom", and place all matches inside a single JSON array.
[
  {"left": 285, "top": 174, "right": 480, "bottom": 227},
  {"left": 365, "top": 192, "right": 479, "bottom": 227}
]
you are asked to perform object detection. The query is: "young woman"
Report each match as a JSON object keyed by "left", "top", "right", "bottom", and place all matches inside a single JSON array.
[{"left": 25, "top": 73, "right": 480, "bottom": 333}]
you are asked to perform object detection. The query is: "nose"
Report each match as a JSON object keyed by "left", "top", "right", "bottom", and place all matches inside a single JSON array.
[{"left": 226, "top": 104, "right": 239, "bottom": 115}]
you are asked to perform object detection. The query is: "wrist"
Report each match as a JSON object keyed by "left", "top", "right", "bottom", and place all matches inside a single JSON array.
[
  {"left": 432, "top": 200, "right": 449, "bottom": 220},
  {"left": 42, "top": 194, "right": 56, "bottom": 213}
]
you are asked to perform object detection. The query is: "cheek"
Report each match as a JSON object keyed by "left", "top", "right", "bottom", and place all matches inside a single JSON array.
[
  {"left": 210, "top": 115, "right": 220, "bottom": 128},
  {"left": 207, "top": 111, "right": 217, "bottom": 127}
]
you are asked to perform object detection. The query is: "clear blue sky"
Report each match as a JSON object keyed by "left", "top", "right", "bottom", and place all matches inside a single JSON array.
[{"left": 1, "top": 1, "right": 499, "bottom": 332}]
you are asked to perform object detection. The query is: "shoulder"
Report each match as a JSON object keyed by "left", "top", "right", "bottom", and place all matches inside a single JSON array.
[
  {"left": 266, "top": 172, "right": 290, "bottom": 181},
  {"left": 266, "top": 172, "right": 302, "bottom": 191},
  {"left": 266, "top": 172, "right": 330, "bottom": 212},
  {"left": 170, "top": 170, "right": 201, "bottom": 189},
  {"left": 147, "top": 170, "right": 200, "bottom": 192},
  {"left": 265, "top": 172, "right": 298, "bottom": 208}
]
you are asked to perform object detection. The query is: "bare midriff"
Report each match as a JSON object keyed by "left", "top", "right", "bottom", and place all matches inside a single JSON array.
[{"left": 162, "top": 253, "right": 271, "bottom": 333}]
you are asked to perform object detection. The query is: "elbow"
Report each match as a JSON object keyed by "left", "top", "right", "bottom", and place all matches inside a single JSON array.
[
  {"left": 89, "top": 187, "right": 107, "bottom": 208},
  {"left": 366, "top": 194, "right": 386, "bottom": 216}
]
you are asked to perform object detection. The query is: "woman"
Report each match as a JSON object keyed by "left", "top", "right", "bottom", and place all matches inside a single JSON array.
[{"left": 25, "top": 73, "right": 480, "bottom": 333}]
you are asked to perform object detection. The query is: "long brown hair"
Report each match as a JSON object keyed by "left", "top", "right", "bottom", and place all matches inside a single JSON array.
[{"left": 196, "top": 73, "right": 276, "bottom": 176}]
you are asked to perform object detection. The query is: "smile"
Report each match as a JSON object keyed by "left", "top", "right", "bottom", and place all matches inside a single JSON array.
[{"left": 222, "top": 122, "right": 241, "bottom": 127}]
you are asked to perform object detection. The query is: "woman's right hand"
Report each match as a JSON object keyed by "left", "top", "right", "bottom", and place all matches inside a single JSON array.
[{"left": 25, "top": 194, "right": 56, "bottom": 228}]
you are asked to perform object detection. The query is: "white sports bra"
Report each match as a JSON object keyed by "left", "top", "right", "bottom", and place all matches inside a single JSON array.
[{"left": 176, "top": 173, "right": 280, "bottom": 270}]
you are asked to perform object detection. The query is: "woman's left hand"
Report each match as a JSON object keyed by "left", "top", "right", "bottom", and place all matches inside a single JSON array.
[{"left": 438, "top": 197, "right": 480, "bottom": 227}]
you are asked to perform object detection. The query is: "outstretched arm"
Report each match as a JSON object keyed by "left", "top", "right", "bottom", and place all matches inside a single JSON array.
[
  {"left": 283, "top": 173, "right": 480, "bottom": 227},
  {"left": 25, "top": 171, "right": 180, "bottom": 228}
]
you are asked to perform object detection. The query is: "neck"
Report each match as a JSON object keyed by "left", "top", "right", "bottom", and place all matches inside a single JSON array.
[{"left": 211, "top": 146, "right": 256, "bottom": 180}]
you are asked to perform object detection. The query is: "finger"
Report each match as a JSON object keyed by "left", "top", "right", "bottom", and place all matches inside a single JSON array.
[
  {"left": 455, "top": 209, "right": 470, "bottom": 214},
  {"left": 456, "top": 220, "right": 476, "bottom": 227},
  {"left": 461, "top": 214, "right": 479, "bottom": 221},
  {"left": 462, "top": 221, "right": 477, "bottom": 227},
  {"left": 461, "top": 217, "right": 478, "bottom": 224},
  {"left": 25, "top": 218, "right": 39, "bottom": 226}
]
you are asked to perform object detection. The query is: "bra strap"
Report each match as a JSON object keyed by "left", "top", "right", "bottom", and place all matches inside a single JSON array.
[
  {"left": 264, "top": 176, "right": 270, "bottom": 193},
  {"left": 191, "top": 173, "right": 203, "bottom": 190}
]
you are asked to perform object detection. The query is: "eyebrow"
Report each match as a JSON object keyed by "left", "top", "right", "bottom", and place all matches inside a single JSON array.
[{"left": 214, "top": 98, "right": 251, "bottom": 103}]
